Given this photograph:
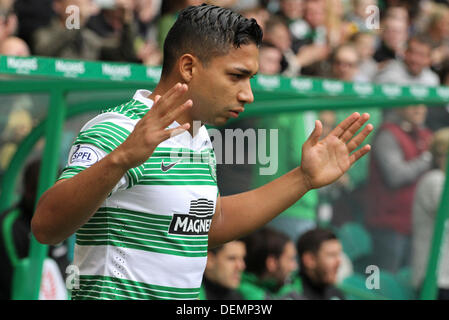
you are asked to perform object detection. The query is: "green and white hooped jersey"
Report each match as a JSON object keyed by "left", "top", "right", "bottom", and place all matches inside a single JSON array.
[{"left": 59, "top": 90, "right": 218, "bottom": 300}]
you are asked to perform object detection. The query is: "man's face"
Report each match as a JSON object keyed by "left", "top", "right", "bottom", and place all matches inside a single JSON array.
[
  {"left": 271, "top": 241, "right": 298, "bottom": 284},
  {"left": 332, "top": 47, "right": 359, "bottom": 81},
  {"left": 259, "top": 47, "right": 282, "bottom": 75},
  {"left": 400, "top": 105, "right": 428, "bottom": 127},
  {"left": 308, "top": 239, "right": 342, "bottom": 285},
  {"left": 280, "top": 0, "right": 304, "bottom": 20},
  {"left": 383, "top": 19, "right": 407, "bottom": 52},
  {"left": 355, "top": 34, "right": 375, "bottom": 60},
  {"left": 404, "top": 40, "right": 432, "bottom": 76},
  {"left": 188, "top": 44, "right": 259, "bottom": 126},
  {"left": 206, "top": 241, "right": 246, "bottom": 289},
  {"left": 266, "top": 24, "right": 292, "bottom": 52}
]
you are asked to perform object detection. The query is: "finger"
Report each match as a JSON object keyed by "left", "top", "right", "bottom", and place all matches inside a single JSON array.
[
  {"left": 164, "top": 123, "right": 191, "bottom": 139},
  {"left": 150, "top": 83, "right": 183, "bottom": 112},
  {"left": 340, "top": 113, "right": 370, "bottom": 144},
  {"left": 349, "top": 144, "right": 371, "bottom": 166},
  {"left": 161, "top": 99, "right": 193, "bottom": 127},
  {"left": 307, "top": 120, "right": 323, "bottom": 146},
  {"left": 347, "top": 123, "right": 374, "bottom": 153},
  {"left": 156, "top": 83, "right": 188, "bottom": 116},
  {"left": 160, "top": 99, "right": 193, "bottom": 127},
  {"left": 329, "top": 112, "right": 360, "bottom": 138}
]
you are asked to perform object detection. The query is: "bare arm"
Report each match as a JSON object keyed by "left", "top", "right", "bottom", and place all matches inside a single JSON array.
[
  {"left": 32, "top": 83, "right": 192, "bottom": 244},
  {"left": 208, "top": 112, "right": 373, "bottom": 248}
]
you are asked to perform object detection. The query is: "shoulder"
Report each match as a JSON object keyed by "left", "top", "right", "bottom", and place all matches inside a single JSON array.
[
  {"left": 422, "top": 69, "right": 440, "bottom": 85},
  {"left": 374, "top": 60, "right": 405, "bottom": 82},
  {"left": 80, "top": 102, "right": 143, "bottom": 133}
]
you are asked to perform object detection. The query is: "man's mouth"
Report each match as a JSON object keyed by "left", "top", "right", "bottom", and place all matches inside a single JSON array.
[{"left": 229, "top": 108, "right": 244, "bottom": 118}]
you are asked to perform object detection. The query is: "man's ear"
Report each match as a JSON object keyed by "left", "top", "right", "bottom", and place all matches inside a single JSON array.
[
  {"left": 178, "top": 54, "right": 196, "bottom": 83},
  {"left": 302, "top": 252, "right": 316, "bottom": 270},
  {"left": 206, "top": 252, "right": 216, "bottom": 269},
  {"left": 266, "top": 255, "right": 278, "bottom": 274}
]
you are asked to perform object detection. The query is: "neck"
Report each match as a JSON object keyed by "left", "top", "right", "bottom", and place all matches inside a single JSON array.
[{"left": 149, "top": 79, "right": 197, "bottom": 136}]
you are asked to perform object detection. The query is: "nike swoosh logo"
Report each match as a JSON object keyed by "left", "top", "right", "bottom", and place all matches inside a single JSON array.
[{"left": 161, "top": 161, "right": 180, "bottom": 172}]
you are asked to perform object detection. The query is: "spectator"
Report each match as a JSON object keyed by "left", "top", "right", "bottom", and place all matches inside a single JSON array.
[
  {"left": 32, "top": 0, "right": 137, "bottom": 61},
  {"left": 0, "top": 36, "right": 36, "bottom": 176},
  {"left": 373, "top": 16, "right": 408, "bottom": 65},
  {"left": 0, "top": 0, "right": 18, "bottom": 43},
  {"left": 238, "top": 228, "right": 299, "bottom": 299},
  {"left": 13, "top": 0, "right": 54, "bottom": 51},
  {"left": 325, "top": 0, "right": 355, "bottom": 48},
  {"left": 199, "top": 240, "right": 246, "bottom": 300},
  {"left": 365, "top": 104, "right": 433, "bottom": 273},
  {"left": 134, "top": 0, "right": 161, "bottom": 40},
  {"left": 276, "top": 0, "right": 307, "bottom": 52},
  {"left": 424, "top": 3, "right": 449, "bottom": 71},
  {"left": 263, "top": 15, "right": 301, "bottom": 76},
  {"left": 375, "top": 34, "right": 440, "bottom": 122},
  {"left": 85, "top": 0, "right": 140, "bottom": 61},
  {"left": 330, "top": 43, "right": 361, "bottom": 81},
  {"left": 295, "top": 0, "right": 330, "bottom": 75},
  {"left": 0, "top": 36, "right": 30, "bottom": 56},
  {"left": 0, "top": 159, "right": 70, "bottom": 299},
  {"left": 345, "top": 0, "right": 378, "bottom": 33},
  {"left": 375, "top": 35, "right": 440, "bottom": 87},
  {"left": 351, "top": 31, "right": 378, "bottom": 81},
  {"left": 0, "top": 107, "right": 33, "bottom": 172},
  {"left": 412, "top": 127, "right": 449, "bottom": 300},
  {"left": 258, "top": 41, "right": 283, "bottom": 74},
  {"left": 426, "top": 62, "right": 449, "bottom": 132},
  {"left": 295, "top": 228, "right": 345, "bottom": 300},
  {"left": 132, "top": 0, "right": 162, "bottom": 66}
]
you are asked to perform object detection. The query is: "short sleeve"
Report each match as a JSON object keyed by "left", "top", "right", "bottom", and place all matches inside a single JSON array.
[
  {"left": 56, "top": 112, "right": 141, "bottom": 193},
  {"left": 58, "top": 143, "right": 128, "bottom": 193}
]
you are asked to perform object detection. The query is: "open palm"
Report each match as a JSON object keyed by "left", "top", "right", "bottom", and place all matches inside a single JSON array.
[{"left": 300, "top": 113, "right": 373, "bottom": 189}]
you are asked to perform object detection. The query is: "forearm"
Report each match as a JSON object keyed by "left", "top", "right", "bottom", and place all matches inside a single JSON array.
[
  {"left": 209, "top": 167, "right": 311, "bottom": 247},
  {"left": 32, "top": 150, "right": 129, "bottom": 245}
]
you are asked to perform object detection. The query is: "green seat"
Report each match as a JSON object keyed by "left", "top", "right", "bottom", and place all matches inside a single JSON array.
[
  {"left": 337, "top": 222, "right": 373, "bottom": 261},
  {"left": 339, "top": 273, "right": 385, "bottom": 300},
  {"left": 339, "top": 270, "right": 416, "bottom": 300}
]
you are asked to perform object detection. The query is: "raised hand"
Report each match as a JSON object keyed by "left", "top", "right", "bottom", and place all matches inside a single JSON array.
[
  {"left": 112, "top": 83, "right": 192, "bottom": 170},
  {"left": 299, "top": 112, "right": 373, "bottom": 190}
]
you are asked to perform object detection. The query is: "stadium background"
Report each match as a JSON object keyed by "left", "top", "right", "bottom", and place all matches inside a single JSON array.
[{"left": 1, "top": 0, "right": 449, "bottom": 300}]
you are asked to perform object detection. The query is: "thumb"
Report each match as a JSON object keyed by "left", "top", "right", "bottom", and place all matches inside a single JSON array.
[{"left": 307, "top": 120, "right": 322, "bottom": 146}]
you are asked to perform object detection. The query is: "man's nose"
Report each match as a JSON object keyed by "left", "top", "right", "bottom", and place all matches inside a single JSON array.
[{"left": 238, "top": 81, "right": 254, "bottom": 105}]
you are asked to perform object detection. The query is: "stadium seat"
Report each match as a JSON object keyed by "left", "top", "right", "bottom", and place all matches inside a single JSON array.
[{"left": 337, "top": 222, "right": 373, "bottom": 261}]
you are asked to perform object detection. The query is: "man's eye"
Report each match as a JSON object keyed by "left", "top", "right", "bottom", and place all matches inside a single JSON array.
[{"left": 230, "top": 74, "right": 243, "bottom": 80}]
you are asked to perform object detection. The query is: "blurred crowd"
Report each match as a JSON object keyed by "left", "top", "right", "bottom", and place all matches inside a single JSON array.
[{"left": 1, "top": 0, "right": 449, "bottom": 300}]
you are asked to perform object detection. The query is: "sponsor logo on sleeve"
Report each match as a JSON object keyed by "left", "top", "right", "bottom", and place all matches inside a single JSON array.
[{"left": 69, "top": 145, "right": 99, "bottom": 166}]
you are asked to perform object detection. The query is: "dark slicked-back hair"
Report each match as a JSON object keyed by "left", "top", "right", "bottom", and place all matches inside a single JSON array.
[{"left": 161, "top": 3, "right": 263, "bottom": 78}]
